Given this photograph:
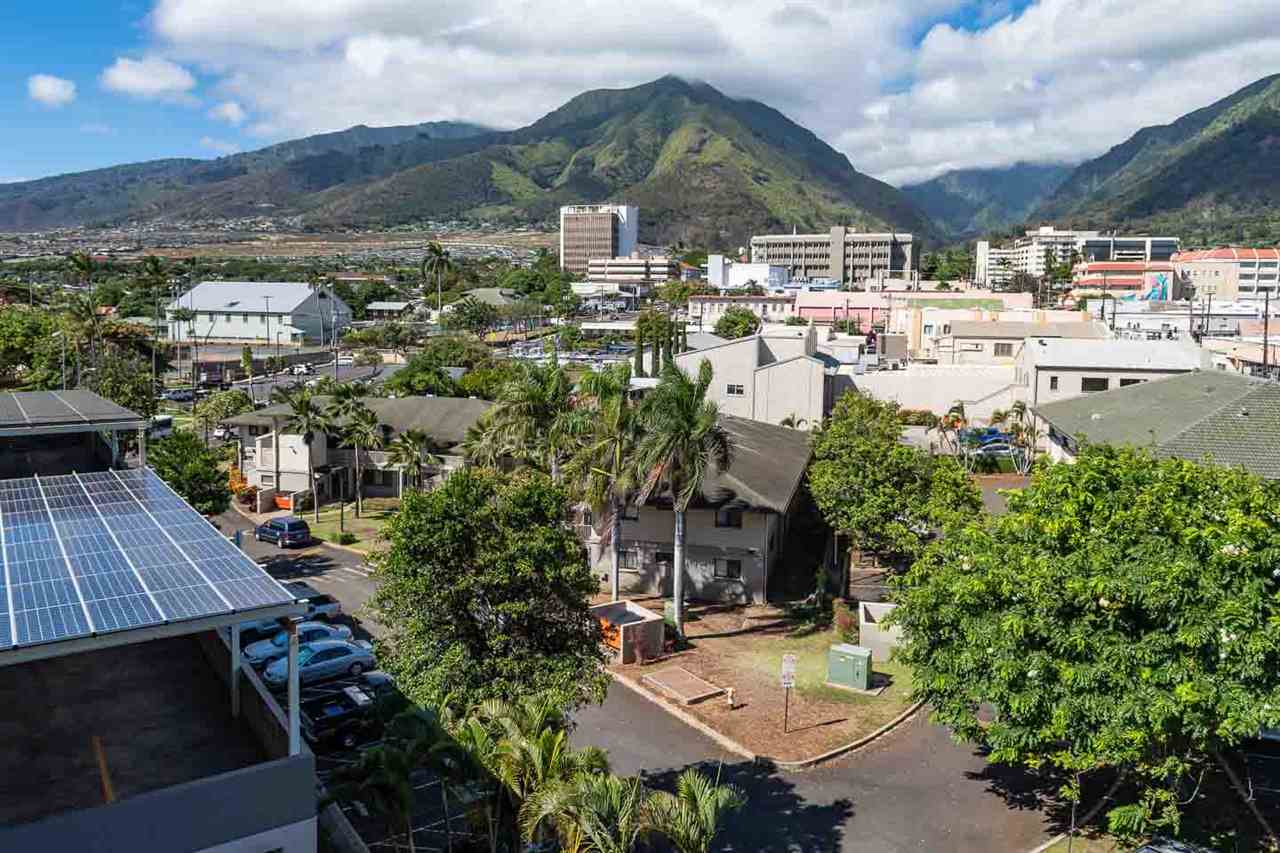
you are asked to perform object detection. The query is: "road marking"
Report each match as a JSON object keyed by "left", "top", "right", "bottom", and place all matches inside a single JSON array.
[{"left": 340, "top": 567, "right": 371, "bottom": 579}]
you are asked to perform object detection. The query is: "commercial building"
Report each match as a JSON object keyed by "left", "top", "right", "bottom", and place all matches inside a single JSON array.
[
  {"left": 793, "top": 288, "right": 1034, "bottom": 328},
  {"left": 559, "top": 204, "right": 639, "bottom": 277},
  {"left": 167, "top": 281, "right": 352, "bottom": 346},
  {"left": 1034, "top": 371, "right": 1280, "bottom": 478},
  {"left": 936, "top": 320, "right": 1111, "bottom": 366},
  {"left": 688, "top": 293, "right": 796, "bottom": 329},
  {"left": 1080, "top": 235, "right": 1179, "bottom": 263},
  {"left": 1173, "top": 247, "right": 1280, "bottom": 299},
  {"left": 580, "top": 416, "right": 812, "bottom": 604},
  {"left": 586, "top": 254, "right": 677, "bottom": 286},
  {"left": 749, "top": 227, "right": 916, "bottom": 285},
  {"left": 975, "top": 226, "right": 1178, "bottom": 286},
  {"left": 363, "top": 300, "right": 414, "bottom": 322},
  {"left": 1071, "top": 261, "right": 1178, "bottom": 298},
  {"left": 1017, "top": 337, "right": 1209, "bottom": 406},
  {"left": 705, "top": 255, "right": 791, "bottom": 291}
]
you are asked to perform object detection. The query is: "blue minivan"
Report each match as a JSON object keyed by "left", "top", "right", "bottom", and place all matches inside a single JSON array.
[{"left": 255, "top": 516, "right": 312, "bottom": 548}]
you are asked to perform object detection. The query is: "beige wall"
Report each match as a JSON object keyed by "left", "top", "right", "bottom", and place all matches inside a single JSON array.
[
  {"left": 853, "top": 365, "right": 1020, "bottom": 422},
  {"left": 754, "top": 358, "right": 827, "bottom": 426},
  {"left": 677, "top": 339, "right": 759, "bottom": 420},
  {"left": 939, "top": 336, "right": 1024, "bottom": 365},
  {"left": 676, "top": 332, "right": 827, "bottom": 427},
  {"left": 1027, "top": 367, "right": 1192, "bottom": 406}
]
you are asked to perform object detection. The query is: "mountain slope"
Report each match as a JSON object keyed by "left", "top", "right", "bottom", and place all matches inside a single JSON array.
[
  {"left": 902, "top": 162, "right": 1072, "bottom": 238},
  {"left": 1034, "top": 74, "right": 1280, "bottom": 242},
  {"left": 0, "top": 77, "right": 934, "bottom": 248}
]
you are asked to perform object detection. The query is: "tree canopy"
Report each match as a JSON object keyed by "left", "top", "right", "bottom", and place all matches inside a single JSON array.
[
  {"left": 370, "top": 468, "right": 607, "bottom": 710},
  {"left": 148, "top": 430, "right": 232, "bottom": 516},
  {"left": 712, "top": 306, "right": 761, "bottom": 339},
  {"left": 893, "top": 445, "right": 1280, "bottom": 837}
]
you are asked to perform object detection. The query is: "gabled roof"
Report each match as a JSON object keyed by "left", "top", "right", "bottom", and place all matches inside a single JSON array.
[
  {"left": 693, "top": 416, "right": 812, "bottom": 513},
  {"left": 226, "top": 396, "right": 492, "bottom": 449},
  {"left": 167, "top": 282, "right": 330, "bottom": 314},
  {"left": 1033, "top": 371, "right": 1280, "bottom": 479},
  {"left": 364, "top": 301, "right": 411, "bottom": 312}
]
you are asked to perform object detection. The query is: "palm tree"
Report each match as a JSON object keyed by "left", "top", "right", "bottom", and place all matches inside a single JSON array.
[
  {"left": 635, "top": 360, "right": 733, "bottom": 639},
  {"left": 284, "top": 387, "right": 333, "bottom": 522},
  {"left": 521, "top": 773, "right": 654, "bottom": 853},
  {"left": 567, "top": 363, "right": 643, "bottom": 602},
  {"left": 451, "top": 716, "right": 508, "bottom": 853},
  {"left": 384, "top": 708, "right": 468, "bottom": 853},
  {"left": 170, "top": 306, "right": 196, "bottom": 387},
  {"left": 645, "top": 767, "right": 746, "bottom": 853},
  {"left": 473, "top": 361, "right": 581, "bottom": 480},
  {"left": 343, "top": 407, "right": 385, "bottom": 517},
  {"left": 387, "top": 428, "right": 440, "bottom": 492},
  {"left": 421, "top": 241, "right": 455, "bottom": 314},
  {"left": 327, "top": 744, "right": 419, "bottom": 853}
]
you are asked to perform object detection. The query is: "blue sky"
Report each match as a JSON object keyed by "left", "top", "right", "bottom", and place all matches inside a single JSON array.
[{"left": 5, "top": 0, "right": 1276, "bottom": 186}]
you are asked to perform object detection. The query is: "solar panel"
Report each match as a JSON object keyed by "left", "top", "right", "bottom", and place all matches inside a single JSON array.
[{"left": 0, "top": 469, "right": 297, "bottom": 653}]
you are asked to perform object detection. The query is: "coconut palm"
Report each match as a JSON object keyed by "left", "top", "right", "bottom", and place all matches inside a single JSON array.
[
  {"left": 472, "top": 361, "right": 582, "bottom": 480},
  {"left": 421, "top": 241, "right": 455, "bottom": 313},
  {"left": 327, "top": 743, "right": 419, "bottom": 853},
  {"left": 387, "top": 428, "right": 441, "bottom": 491},
  {"left": 450, "top": 716, "right": 508, "bottom": 853},
  {"left": 645, "top": 767, "right": 746, "bottom": 853},
  {"left": 343, "top": 407, "right": 385, "bottom": 516},
  {"left": 283, "top": 387, "right": 333, "bottom": 522},
  {"left": 635, "top": 360, "right": 733, "bottom": 639},
  {"left": 384, "top": 707, "right": 469, "bottom": 853},
  {"left": 521, "top": 773, "right": 654, "bottom": 853},
  {"left": 567, "top": 362, "right": 643, "bottom": 602}
]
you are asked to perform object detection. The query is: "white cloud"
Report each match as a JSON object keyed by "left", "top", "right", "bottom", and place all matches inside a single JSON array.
[
  {"left": 139, "top": 0, "right": 1280, "bottom": 186},
  {"left": 27, "top": 74, "right": 77, "bottom": 108},
  {"left": 208, "top": 100, "right": 247, "bottom": 125},
  {"left": 101, "top": 56, "right": 198, "bottom": 104},
  {"left": 199, "top": 136, "right": 241, "bottom": 155}
]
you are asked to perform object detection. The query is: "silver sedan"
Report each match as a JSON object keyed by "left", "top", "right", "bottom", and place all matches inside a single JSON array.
[
  {"left": 243, "top": 622, "right": 352, "bottom": 668},
  {"left": 263, "top": 638, "right": 376, "bottom": 687}
]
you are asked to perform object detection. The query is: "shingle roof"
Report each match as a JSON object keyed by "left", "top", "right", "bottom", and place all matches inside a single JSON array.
[
  {"left": 226, "top": 396, "right": 492, "bottom": 449},
  {"left": 1024, "top": 338, "right": 1208, "bottom": 371},
  {"left": 0, "top": 390, "right": 146, "bottom": 435},
  {"left": 167, "top": 281, "right": 351, "bottom": 315},
  {"left": 1033, "top": 371, "right": 1280, "bottom": 479},
  {"left": 696, "top": 416, "right": 812, "bottom": 513},
  {"left": 947, "top": 320, "right": 1109, "bottom": 340},
  {"left": 364, "top": 301, "right": 411, "bottom": 312}
]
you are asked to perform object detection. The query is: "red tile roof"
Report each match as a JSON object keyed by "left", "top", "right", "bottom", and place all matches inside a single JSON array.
[{"left": 1173, "top": 247, "right": 1280, "bottom": 262}]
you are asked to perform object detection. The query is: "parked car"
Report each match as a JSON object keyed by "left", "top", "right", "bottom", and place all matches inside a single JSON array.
[
  {"left": 971, "top": 442, "right": 1014, "bottom": 457},
  {"left": 243, "top": 621, "right": 353, "bottom": 668},
  {"left": 263, "top": 639, "right": 376, "bottom": 687},
  {"left": 290, "top": 363, "right": 314, "bottom": 376},
  {"left": 283, "top": 581, "right": 343, "bottom": 621},
  {"left": 148, "top": 415, "right": 174, "bottom": 439},
  {"left": 255, "top": 516, "right": 311, "bottom": 548},
  {"left": 299, "top": 673, "right": 402, "bottom": 750},
  {"left": 163, "top": 388, "right": 195, "bottom": 402},
  {"left": 212, "top": 424, "right": 234, "bottom": 441}
]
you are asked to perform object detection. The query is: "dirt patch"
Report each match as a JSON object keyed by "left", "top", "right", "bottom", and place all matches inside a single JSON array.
[{"left": 612, "top": 598, "right": 915, "bottom": 762}]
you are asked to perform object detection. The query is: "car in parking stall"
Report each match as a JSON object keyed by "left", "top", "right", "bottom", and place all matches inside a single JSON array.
[
  {"left": 242, "top": 621, "right": 353, "bottom": 668},
  {"left": 283, "top": 581, "right": 343, "bottom": 621},
  {"left": 300, "top": 672, "right": 404, "bottom": 751},
  {"left": 262, "top": 638, "right": 376, "bottom": 688},
  {"left": 254, "top": 516, "right": 311, "bottom": 548}
]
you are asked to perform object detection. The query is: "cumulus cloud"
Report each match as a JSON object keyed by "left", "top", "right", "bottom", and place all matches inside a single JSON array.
[
  {"left": 101, "top": 56, "right": 198, "bottom": 103},
  {"left": 199, "top": 136, "right": 241, "bottom": 155},
  {"left": 27, "top": 74, "right": 77, "bottom": 108},
  {"left": 208, "top": 100, "right": 247, "bottom": 125},
  {"left": 140, "top": 0, "right": 1280, "bottom": 185}
]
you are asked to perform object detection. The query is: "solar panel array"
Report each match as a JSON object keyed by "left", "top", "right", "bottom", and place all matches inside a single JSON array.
[{"left": 0, "top": 468, "right": 295, "bottom": 651}]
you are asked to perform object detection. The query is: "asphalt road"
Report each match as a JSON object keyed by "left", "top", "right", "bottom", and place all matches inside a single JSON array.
[
  {"left": 233, "top": 362, "right": 404, "bottom": 401},
  {"left": 223, "top": 518, "right": 1063, "bottom": 851}
]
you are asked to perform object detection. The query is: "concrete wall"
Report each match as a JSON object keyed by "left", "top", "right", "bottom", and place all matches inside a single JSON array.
[
  {"left": 754, "top": 357, "right": 826, "bottom": 426},
  {"left": 678, "top": 338, "right": 760, "bottom": 420},
  {"left": 1026, "top": 367, "right": 1191, "bottom": 406},
  {"left": 939, "top": 335, "right": 1024, "bottom": 365},
  {"left": 859, "top": 601, "right": 902, "bottom": 663},
  {"left": 853, "top": 365, "right": 1020, "bottom": 422}
]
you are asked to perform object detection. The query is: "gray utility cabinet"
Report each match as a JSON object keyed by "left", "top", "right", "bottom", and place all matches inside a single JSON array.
[{"left": 828, "top": 643, "right": 872, "bottom": 691}]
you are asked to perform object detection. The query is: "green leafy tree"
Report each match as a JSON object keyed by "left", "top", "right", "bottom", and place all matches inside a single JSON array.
[
  {"left": 370, "top": 468, "right": 608, "bottom": 711},
  {"left": 635, "top": 361, "right": 733, "bottom": 639},
  {"left": 148, "top": 430, "right": 231, "bottom": 515},
  {"left": 893, "top": 445, "right": 1280, "bottom": 840},
  {"left": 193, "top": 388, "right": 253, "bottom": 442},
  {"left": 447, "top": 296, "right": 498, "bottom": 336},
  {"left": 343, "top": 407, "right": 386, "bottom": 516},
  {"left": 712, "top": 306, "right": 760, "bottom": 339},
  {"left": 809, "top": 392, "right": 980, "bottom": 565},
  {"left": 81, "top": 347, "right": 157, "bottom": 420},
  {"left": 466, "top": 361, "right": 580, "bottom": 480}
]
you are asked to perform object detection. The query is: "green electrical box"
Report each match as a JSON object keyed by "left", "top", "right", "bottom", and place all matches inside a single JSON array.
[{"left": 827, "top": 643, "right": 872, "bottom": 691}]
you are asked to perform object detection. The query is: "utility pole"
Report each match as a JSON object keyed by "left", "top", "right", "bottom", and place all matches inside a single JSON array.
[
  {"left": 1264, "top": 290, "right": 1271, "bottom": 375},
  {"left": 332, "top": 295, "right": 339, "bottom": 382},
  {"left": 263, "top": 295, "right": 272, "bottom": 374}
]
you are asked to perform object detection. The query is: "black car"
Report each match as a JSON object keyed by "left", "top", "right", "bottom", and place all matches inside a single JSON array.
[
  {"left": 255, "top": 516, "right": 311, "bottom": 548},
  {"left": 300, "top": 673, "right": 404, "bottom": 751}
]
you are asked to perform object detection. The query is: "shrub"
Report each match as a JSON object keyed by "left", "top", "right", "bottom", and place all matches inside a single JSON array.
[
  {"left": 833, "top": 599, "right": 858, "bottom": 643},
  {"left": 336, "top": 531, "right": 358, "bottom": 545},
  {"left": 898, "top": 408, "right": 938, "bottom": 427}
]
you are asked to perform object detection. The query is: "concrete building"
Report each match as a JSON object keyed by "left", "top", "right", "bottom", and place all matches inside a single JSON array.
[
  {"left": 904, "top": 307, "right": 1089, "bottom": 360},
  {"left": 586, "top": 254, "right": 676, "bottom": 286},
  {"left": 1071, "top": 261, "right": 1179, "bottom": 299},
  {"left": 688, "top": 293, "right": 796, "bottom": 329},
  {"left": 976, "top": 227, "right": 1179, "bottom": 286},
  {"left": 749, "top": 227, "right": 916, "bottom": 286},
  {"left": 580, "top": 416, "right": 812, "bottom": 604},
  {"left": 1173, "top": 247, "right": 1280, "bottom": 299},
  {"left": 1080, "top": 234, "right": 1180, "bottom": 263},
  {"left": 975, "top": 241, "right": 1017, "bottom": 288},
  {"left": 936, "top": 320, "right": 1111, "bottom": 365},
  {"left": 167, "top": 281, "right": 352, "bottom": 345},
  {"left": 559, "top": 204, "right": 639, "bottom": 277},
  {"left": 793, "top": 288, "right": 1034, "bottom": 328},
  {"left": 1017, "top": 337, "right": 1209, "bottom": 406},
  {"left": 706, "top": 255, "right": 791, "bottom": 291},
  {"left": 674, "top": 324, "right": 840, "bottom": 428}
]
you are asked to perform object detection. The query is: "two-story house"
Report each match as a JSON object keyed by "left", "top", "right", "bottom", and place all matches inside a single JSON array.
[
  {"left": 168, "top": 281, "right": 352, "bottom": 345},
  {"left": 580, "top": 416, "right": 814, "bottom": 604}
]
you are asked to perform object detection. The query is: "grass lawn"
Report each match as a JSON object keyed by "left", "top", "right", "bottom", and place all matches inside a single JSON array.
[
  {"left": 307, "top": 496, "right": 399, "bottom": 552},
  {"left": 739, "top": 628, "right": 913, "bottom": 709},
  {"left": 1042, "top": 837, "right": 1120, "bottom": 853}
]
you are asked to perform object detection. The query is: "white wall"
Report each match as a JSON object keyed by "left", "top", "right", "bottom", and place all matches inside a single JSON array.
[{"left": 853, "top": 365, "right": 1020, "bottom": 422}]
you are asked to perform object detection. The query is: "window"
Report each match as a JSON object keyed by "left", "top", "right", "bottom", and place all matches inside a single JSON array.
[
  {"left": 1049, "top": 376, "right": 1059, "bottom": 391},
  {"left": 224, "top": 314, "right": 233, "bottom": 322},
  {"left": 715, "top": 508, "right": 743, "bottom": 528},
  {"left": 994, "top": 343, "right": 1014, "bottom": 357},
  {"left": 726, "top": 384, "right": 745, "bottom": 397},
  {"left": 621, "top": 503, "right": 639, "bottom": 521},
  {"left": 1081, "top": 377, "right": 1110, "bottom": 393},
  {"left": 619, "top": 549, "right": 640, "bottom": 572},
  {"left": 260, "top": 474, "right": 275, "bottom": 487},
  {"left": 714, "top": 558, "right": 742, "bottom": 580},
  {"left": 960, "top": 343, "right": 984, "bottom": 352},
  {"left": 581, "top": 508, "right": 593, "bottom": 527},
  {"left": 242, "top": 313, "right": 250, "bottom": 323},
  {"left": 1119, "top": 378, "right": 1144, "bottom": 387}
]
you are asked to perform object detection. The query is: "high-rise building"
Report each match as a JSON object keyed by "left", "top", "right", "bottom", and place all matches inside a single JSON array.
[
  {"left": 749, "top": 227, "right": 915, "bottom": 286},
  {"left": 975, "top": 241, "right": 1017, "bottom": 288},
  {"left": 975, "top": 227, "right": 1178, "bottom": 287},
  {"left": 559, "top": 204, "right": 639, "bottom": 277}
]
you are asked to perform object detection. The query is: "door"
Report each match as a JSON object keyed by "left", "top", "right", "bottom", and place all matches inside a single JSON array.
[{"left": 656, "top": 552, "right": 674, "bottom": 596}]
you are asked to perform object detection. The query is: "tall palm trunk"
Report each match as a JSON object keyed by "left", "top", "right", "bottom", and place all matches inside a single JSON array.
[
  {"left": 307, "top": 450, "right": 320, "bottom": 523},
  {"left": 440, "top": 784, "right": 454, "bottom": 853},
  {"left": 650, "top": 329, "right": 659, "bottom": 375},
  {"left": 672, "top": 508, "right": 686, "bottom": 638},
  {"left": 610, "top": 495, "right": 622, "bottom": 602},
  {"left": 354, "top": 446, "right": 363, "bottom": 518}
]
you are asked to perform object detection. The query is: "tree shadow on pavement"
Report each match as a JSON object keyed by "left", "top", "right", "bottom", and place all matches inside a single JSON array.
[
  {"left": 963, "top": 746, "right": 1080, "bottom": 833},
  {"left": 641, "top": 759, "right": 853, "bottom": 852},
  {"left": 258, "top": 551, "right": 345, "bottom": 580}
]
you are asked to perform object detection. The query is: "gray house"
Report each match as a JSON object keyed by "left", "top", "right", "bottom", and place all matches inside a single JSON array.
[
  {"left": 167, "top": 281, "right": 352, "bottom": 345},
  {"left": 580, "top": 416, "right": 813, "bottom": 604}
]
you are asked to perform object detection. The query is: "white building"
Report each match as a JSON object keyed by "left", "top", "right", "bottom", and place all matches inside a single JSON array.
[
  {"left": 706, "top": 255, "right": 791, "bottom": 291},
  {"left": 750, "top": 227, "right": 916, "bottom": 285},
  {"left": 167, "top": 282, "right": 352, "bottom": 345},
  {"left": 586, "top": 254, "right": 676, "bottom": 285},
  {"left": 975, "top": 241, "right": 1017, "bottom": 288},
  {"left": 1017, "top": 337, "right": 1210, "bottom": 406},
  {"left": 976, "top": 227, "right": 1179, "bottom": 286}
]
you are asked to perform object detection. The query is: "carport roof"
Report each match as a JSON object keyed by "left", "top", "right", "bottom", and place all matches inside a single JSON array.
[{"left": 0, "top": 390, "right": 147, "bottom": 436}]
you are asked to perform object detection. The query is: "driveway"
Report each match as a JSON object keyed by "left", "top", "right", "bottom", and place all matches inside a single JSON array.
[{"left": 576, "top": 682, "right": 1059, "bottom": 853}]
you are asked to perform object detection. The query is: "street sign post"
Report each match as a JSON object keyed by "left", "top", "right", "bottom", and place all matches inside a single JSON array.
[{"left": 781, "top": 653, "right": 797, "bottom": 733}]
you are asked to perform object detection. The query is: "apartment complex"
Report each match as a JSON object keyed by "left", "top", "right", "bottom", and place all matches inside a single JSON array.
[
  {"left": 1173, "top": 247, "right": 1280, "bottom": 298},
  {"left": 749, "top": 227, "right": 916, "bottom": 286},
  {"left": 559, "top": 204, "right": 639, "bottom": 277},
  {"left": 586, "top": 254, "right": 676, "bottom": 286},
  {"left": 975, "top": 227, "right": 1179, "bottom": 286},
  {"left": 974, "top": 241, "right": 1017, "bottom": 287},
  {"left": 1071, "top": 261, "right": 1179, "bottom": 298}
]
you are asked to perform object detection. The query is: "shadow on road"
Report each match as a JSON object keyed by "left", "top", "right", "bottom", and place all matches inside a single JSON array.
[
  {"left": 257, "top": 550, "right": 346, "bottom": 580},
  {"left": 642, "top": 759, "right": 854, "bottom": 852}
]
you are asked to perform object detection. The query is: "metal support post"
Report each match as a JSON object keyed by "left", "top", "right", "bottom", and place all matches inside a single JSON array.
[
  {"left": 287, "top": 620, "right": 300, "bottom": 756},
  {"left": 230, "top": 623, "right": 241, "bottom": 718},
  {"left": 137, "top": 427, "right": 147, "bottom": 467}
]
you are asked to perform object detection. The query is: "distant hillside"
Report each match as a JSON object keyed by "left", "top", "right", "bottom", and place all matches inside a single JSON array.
[
  {"left": 0, "top": 77, "right": 934, "bottom": 248},
  {"left": 902, "top": 162, "right": 1072, "bottom": 239},
  {"left": 1034, "top": 73, "right": 1280, "bottom": 245}
]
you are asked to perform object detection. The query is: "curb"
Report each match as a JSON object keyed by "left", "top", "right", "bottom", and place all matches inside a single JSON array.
[
  {"left": 229, "top": 503, "right": 373, "bottom": 560},
  {"left": 608, "top": 670, "right": 924, "bottom": 771},
  {"left": 1024, "top": 772, "right": 1126, "bottom": 853}
]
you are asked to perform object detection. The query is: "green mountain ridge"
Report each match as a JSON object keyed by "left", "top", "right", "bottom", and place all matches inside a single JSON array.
[
  {"left": 0, "top": 76, "right": 934, "bottom": 248},
  {"left": 901, "top": 162, "right": 1074, "bottom": 238},
  {"left": 1033, "top": 73, "right": 1280, "bottom": 245}
]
